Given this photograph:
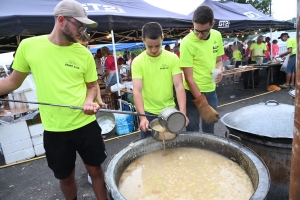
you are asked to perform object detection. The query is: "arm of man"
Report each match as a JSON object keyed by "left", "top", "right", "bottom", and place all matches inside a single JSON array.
[
  {"left": 0, "top": 70, "right": 28, "bottom": 95},
  {"left": 182, "top": 67, "right": 201, "bottom": 98},
  {"left": 95, "top": 83, "right": 105, "bottom": 108},
  {"left": 173, "top": 74, "right": 189, "bottom": 126},
  {"left": 133, "top": 78, "right": 148, "bottom": 132},
  {"left": 83, "top": 81, "right": 100, "bottom": 115},
  {"left": 279, "top": 47, "right": 292, "bottom": 57}
]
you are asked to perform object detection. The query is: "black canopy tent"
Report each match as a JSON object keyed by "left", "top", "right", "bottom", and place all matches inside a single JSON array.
[
  {"left": 0, "top": 0, "right": 295, "bottom": 52},
  {"left": 191, "top": 0, "right": 295, "bottom": 37}
]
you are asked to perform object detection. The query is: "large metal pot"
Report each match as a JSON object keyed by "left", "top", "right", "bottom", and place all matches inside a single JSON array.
[
  {"left": 105, "top": 133, "right": 270, "bottom": 200},
  {"left": 221, "top": 100, "right": 294, "bottom": 200}
]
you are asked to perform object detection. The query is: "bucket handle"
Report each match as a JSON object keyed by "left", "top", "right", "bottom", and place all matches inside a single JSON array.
[{"left": 225, "top": 131, "right": 241, "bottom": 143}]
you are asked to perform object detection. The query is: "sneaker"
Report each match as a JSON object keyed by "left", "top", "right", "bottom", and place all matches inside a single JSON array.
[
  {"left": 279, "top": 83, "right": 290, "bottom": 89},
  {"left": 290, "top": 85, "right": 295, "bottom": 89}
]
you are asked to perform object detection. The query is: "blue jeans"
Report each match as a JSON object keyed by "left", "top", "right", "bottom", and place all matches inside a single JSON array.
[
  {"left": 140, "top": 111, "right": 157, "bottom": 139},
  {"left": 185, "top": 90, "right": 218, "bottom": 134},
  {"left": 286, "top": 54, "right": 296, "bottom": 74}
]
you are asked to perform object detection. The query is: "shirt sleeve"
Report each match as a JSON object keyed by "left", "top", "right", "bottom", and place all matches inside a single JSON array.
[
  {"left": 264, "top": 44, "right": 267, "bottom": 51},
  {"left": 11, "top": 39, "right": 31, "bottom": 73},
  {"left": 171, "top": 55, "right": 181, "bottom": 76},
  {"left": 180, "top": 39, "right": 194, "bottom": 68},
  {"left": 84, "top": 53, "right": 97, "bottom": 83},
  {"left": 131, "top": 58, "right": 142, "bottom": 79},
  {"left": 287, "top": 39, "right": 292, "bottom": 49},
  {"left": 105, "top": 56, "right": 115, "bottom": 70},
  {"left": 217, "top": 34, "right": 225, "bottom": 57}
]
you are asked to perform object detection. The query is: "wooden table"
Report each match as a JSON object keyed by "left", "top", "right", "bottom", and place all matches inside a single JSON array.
[
  {"left": 121, "top": 88, "right": 133, "bottom": 94},
  {"left": 223, "top": 67, "right": 258, "bottom": 95},
  {"left": 0, "top": 107, "right": 29, "bottom": 117}
]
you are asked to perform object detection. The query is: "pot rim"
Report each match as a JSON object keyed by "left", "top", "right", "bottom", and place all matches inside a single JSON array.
[{"left": 105, "top": 133, "right": 270, "bottom": 200}]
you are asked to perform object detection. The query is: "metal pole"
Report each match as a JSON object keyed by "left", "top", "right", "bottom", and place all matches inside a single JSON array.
[
  {"left": 289, "top": 0, "right": 300, "bottom": 198},
  {"left": 269, "top": 0, "right": 272, "bottom": 16}
]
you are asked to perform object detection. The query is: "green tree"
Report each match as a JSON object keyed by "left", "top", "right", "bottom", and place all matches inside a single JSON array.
[{"left": 220, "top": 0, "right": 272, "bottom": 16}]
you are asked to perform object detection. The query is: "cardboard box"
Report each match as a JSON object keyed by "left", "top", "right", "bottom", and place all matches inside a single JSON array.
[
  {"left": 33, "top": 144, "right": 45, "bottom": 156},
  {"left": 31, "top": 134, "right": 43, "bottom": 146},
  {"left": 1, "top": 138, "right": 33, "bottom": 155},
  {"left": 0, "top": 121, "right": 31, "bottom": 145},
  {"left": 4, "top": 147, "right": 35, "bottom": 164},
  {"left": 28, "top": 123, "right": 44, "bottom": 137}
]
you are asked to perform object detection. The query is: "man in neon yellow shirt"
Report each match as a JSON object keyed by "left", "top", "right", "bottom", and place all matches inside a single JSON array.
[
  {"left": 249, "top": 35, "right": 267, "bottom": 64},
  {"left": 180, "top": 5, "right": 223, "bottom": 134},
  {"left": 0, "top": 0, "right": 107, "bottom": 199},
  {"left": 132, "top": 22, "right": 189, "bottom": 138},
  {"left": 278, "top": 33, "right": 297, "bottom": 89},
  {"left": 232, "top": 45, "right": 242, "bottom": 82}
]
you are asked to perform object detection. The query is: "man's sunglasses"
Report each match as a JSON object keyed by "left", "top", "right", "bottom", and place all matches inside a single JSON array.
[
  {"left": 65, "top": 17, "right": 87, "bottom": 33},
  {"left": 193, "top": 27, "right": 211, "bottom": 35}
]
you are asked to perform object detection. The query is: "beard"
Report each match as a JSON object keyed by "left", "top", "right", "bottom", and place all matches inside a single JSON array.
[{"left": 62, "top": 24, "right": 79, "bottom": 43}]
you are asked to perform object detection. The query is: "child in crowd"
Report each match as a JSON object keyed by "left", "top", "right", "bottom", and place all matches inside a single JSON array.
[{"left": 232, "top": 45, "right": 242, "bottom": 82}]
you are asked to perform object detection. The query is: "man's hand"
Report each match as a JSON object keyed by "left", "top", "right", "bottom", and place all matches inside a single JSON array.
[
  {"left": 83, "top": 101, "right": 100, "bottom": 115},
  {"left": 184, "top": 114, "right": 190, "bottom": 127},
  {"left": 139, "top": 117, "right": 149, "bottom": 132}
]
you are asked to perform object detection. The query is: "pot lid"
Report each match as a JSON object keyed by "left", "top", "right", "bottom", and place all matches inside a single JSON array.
[{"left": 220, "top": 100, "right": 294, "bottom": 138}]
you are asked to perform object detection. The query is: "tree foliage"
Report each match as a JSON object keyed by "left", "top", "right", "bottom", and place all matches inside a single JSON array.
[{"left": 220, "top": 0, "right": 271, "bottom": 16}]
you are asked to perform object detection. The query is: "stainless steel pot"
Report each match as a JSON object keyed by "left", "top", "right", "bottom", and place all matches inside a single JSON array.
[
  {"left": 158, "top": 107, "right": 185, "bottom": 133},
  {"left": 148, "top": 118, "right": 176, "bottom": 141},
  {"left": 221, "top": 100, "right": 294, "bottom": 199},
  {"left": 96, "top": 112, "right": 116, "bottom": 136},
  {"left": 105, "top": 133, "right": 270, "bottom": 200}
]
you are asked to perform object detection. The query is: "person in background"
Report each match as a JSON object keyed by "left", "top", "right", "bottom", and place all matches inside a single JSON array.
[
  {"left": 128, "top": 52, "right": 136, "bottom": 79},
  {"left": 244, "top": 40, "right": 253, "bottom": 65},
  {"left": 94, "top": 49, "right": 104, "bottom": 76},
  {"left": 123, "top": 53, "right": 128, "bottom": 65},
  {"left": 278, "top": 33, "right": 297, "bottom": 89},
  {"left": 101, "top": 46, "right": 122, "bottom": 90},
  {"left": 225, "top": 44, "right": 233, "bottom": 61},
  {"left": 173, "top": 44, "right": 180, "bottom": 58},
  {"left": 0, "top": 0, "right": 107, "bottom": 199},
  {"left": 232, "top": 45, "right": 242, "bottom": 83},
  {"left": 180, "top": 5, "right": 223, "bottom": 134},
  {"left": 249, "top": 36, "right": 266, "bottom": 64},
  {"left": 164, "top": 44, "right": 171, "bottom": 51},
  {"left": 272, "top": 39, "right": 279, "bottom": 58},
  {"left": 132, "top": 22, "right": 189, "bottom": 139},
  {"left": 263, "top": 37, "right": 271, "bottom": 63}
]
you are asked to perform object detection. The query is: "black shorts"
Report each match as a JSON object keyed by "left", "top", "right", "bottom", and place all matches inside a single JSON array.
[{"left": 43, "top": 120, "right": 107, "bottom": 180}]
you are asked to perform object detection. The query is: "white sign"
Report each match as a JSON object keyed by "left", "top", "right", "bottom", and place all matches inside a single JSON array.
[
  {"left": 81, "top": 3, "right": 126, "bottom": 13},
  {"left": 244, "top": 11, "right": 262, "bottom": 19},
  {"left": 218, "top": 21, "right": 230, "bottom": 28}
]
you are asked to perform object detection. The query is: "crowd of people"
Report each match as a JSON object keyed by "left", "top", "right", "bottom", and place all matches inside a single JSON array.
[{"left": 0, "top": 0, "right": 296, "bottom": 199}]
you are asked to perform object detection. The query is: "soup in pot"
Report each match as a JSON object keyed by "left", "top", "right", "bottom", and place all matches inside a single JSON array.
[{"left": 119, "top": 147, "right": 254, "bottom": 200}]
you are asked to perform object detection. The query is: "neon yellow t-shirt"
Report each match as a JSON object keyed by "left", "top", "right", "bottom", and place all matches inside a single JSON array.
[
  {"left": 233, "top": 49, "right": 242, "bottom": 61},
  {"left": 250, "top": 43, "right": 267, "bottom": 61},
  {"left": 287, "top": 38, "right": 297, "bottom": 55},
  {"left": 13, "top": 35, "right": 97, "bottom": 132},
  {"left": 132, "top": 50, "right": 181, "bottom": 114},
  {"left": 180, "top": 29, "right": 224, "bottom": 92}
]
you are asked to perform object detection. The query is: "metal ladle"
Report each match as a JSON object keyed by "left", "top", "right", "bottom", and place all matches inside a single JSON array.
[{"left": 0, "top": 98, "right": 157, "bottom": 118}]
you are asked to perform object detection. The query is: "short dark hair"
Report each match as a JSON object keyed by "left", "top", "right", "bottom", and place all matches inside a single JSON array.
[
  {"left": 142, "top": 22, "right": 163, "bottom": 40},
  {"left": 193, "top": 5, "right": 214, "bottom": 24},
  {"left": 272, "top": 39, "right": 278, "bottom": 44},
  {"left": 97, "top": 49, "right": 101, "bottom": 53}
]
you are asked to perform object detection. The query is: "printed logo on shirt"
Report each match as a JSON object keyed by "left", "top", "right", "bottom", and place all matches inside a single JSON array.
[
  {"left": 160, "top": 64, "right": 169, "bottom": 70},
  {"left": 213, "top": 45, "right": 218, "bottom": 53},
  {"left": 65, "top": 60, "right": 80, "bottom": 69}
]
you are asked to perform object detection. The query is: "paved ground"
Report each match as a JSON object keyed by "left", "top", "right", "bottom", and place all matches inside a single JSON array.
[{"left": 0, "top": 70, "right": 294, "bottom": 200}]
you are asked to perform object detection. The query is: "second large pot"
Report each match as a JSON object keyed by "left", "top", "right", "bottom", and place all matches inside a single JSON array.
[{"left": 221, "top": 100, "right": 294, "bottom": 200}]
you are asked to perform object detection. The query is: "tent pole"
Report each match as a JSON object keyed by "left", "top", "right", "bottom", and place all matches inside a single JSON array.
[
  {"left": 270, "top": 27, "right": 273, "bottom": 82},
  {"left": 289, "top": 0, "right": 300, "bottom": 198},
  {"left": 111, "top": 30, "right": 122, "bottom": 111}
]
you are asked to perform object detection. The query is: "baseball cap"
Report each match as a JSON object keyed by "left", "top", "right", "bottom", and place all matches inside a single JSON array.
[
  {"left": 278, "top": 33, "right": 289, "bottom": 39},
  {"left": 54, "top": 0, "right": 97, "bottom": 27}
]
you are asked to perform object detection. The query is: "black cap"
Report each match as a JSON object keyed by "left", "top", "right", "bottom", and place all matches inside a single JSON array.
[{"left": 278, "top": 33, "right": 289, "bottom": 39}]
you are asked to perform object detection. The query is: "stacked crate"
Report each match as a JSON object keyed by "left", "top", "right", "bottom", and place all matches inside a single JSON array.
[{"left": 0, "top": 121, "right": 35, "bottom": 164}]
